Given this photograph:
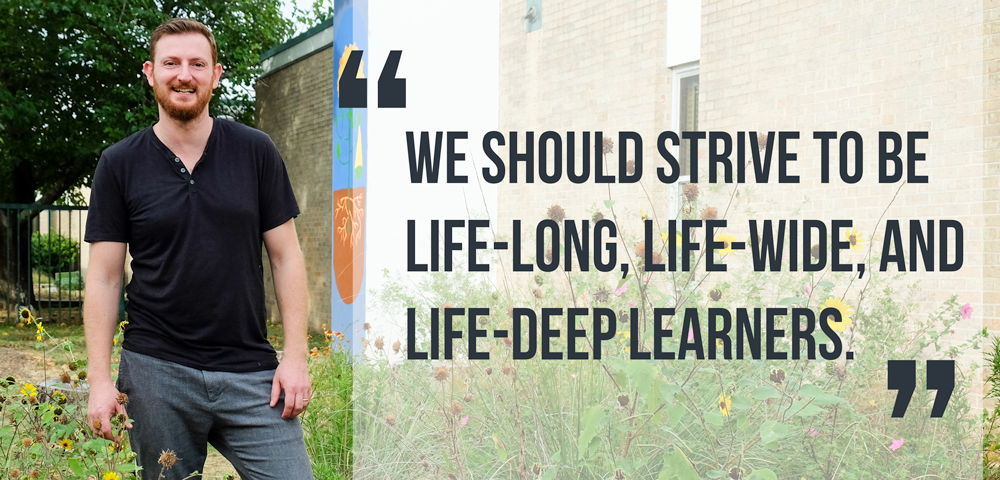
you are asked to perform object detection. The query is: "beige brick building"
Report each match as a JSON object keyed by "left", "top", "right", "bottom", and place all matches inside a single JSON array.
[
  {"left": 256, "top": 20, "right": 333, "bottom": 331},
  {"left": 496, "top": 0, "right": 994, "bottom": 348}
]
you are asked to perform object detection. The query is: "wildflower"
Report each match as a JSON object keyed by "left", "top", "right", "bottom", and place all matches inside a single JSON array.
[
  {"left": 626, "top": 160, "right": 636, "bottom": 176},
  {"left": 113, "top": 337, "right": 118, "bottom": 345},
  {"left": 889, "top": 438, "right": 904, "bottom": 451},
  {"left": 593, "top": 288, "right": 611, "bottom": 303},
  {"left": 158, "top": 450, "right": 178, "bottom": 468},
  {"left": 386, "top": 415, "right": 396, "bottom": 426},
  {"left": 60, "top": 372, "right": 71, "bottom": 383},
  {"left": 614, "top": 284, "right": 627, "bottom": 296},
  {"left": 844, "top": 227, "right": 865, "bottom": 252},
  {"left": 117, "top": 393, "right": 128, "bottom": 405},
  {"left": 19, "top": 307, "right": 32, "bottom": 324},
  {"left": 36, "top": 335, "right": 43, "bottom": 342},
  {"left": 628, "top": 301, "right": 637, "bottom": 307},
  {"left": 104, "top": 472, "right": 121, "bottom": 480},
  {"left": 325, "top": 330, "right": 333, "bottom": 338},
  {"left": 602, "top": 136, "right": 614, "bottom": 155},
  {"left": 21, "top": 437, "right": 32, "bottom": 447},
  {"left": 60, "top": 438, "right": 73, "bottom": 450},
  {"left": 363, "top": 322, "right": 371, "bottom": 331},
  {"left": 803, "top": 282, "right": 812, "bottom": 298},
  {"left": 701, "top": 206, "right": 718, "bottom": 221},
  {"left": 661, "top": 229, "right": 684, "bottom": 246},
  {"left": 392, "top": 340, "right": 401, "bottom": 353},
  {"left": 20, "top": 383, "right": 36, "bottom": 397},
  {"left": 639, "top": 209, "right": 647, "bottom": 222},
  {"left": 78, "top": 371, "right": 87, "bottom": 381},
  {"left": 961, "top": 303, "right": 974, "bottom": 320},
  {"left": 374, "top": 338, "right": 384, "bottom": 350},
  {"left": 450, "top": 400, "right": 463, "bottom": 415},
  {"left": 547, "top": 204, "right": 566, "bottom": 223},
  {"left": 820, "top": 297, "right": 854, "bottom": 332},
  {"left": 30, "top": 469, "right": 40, "bottom": 479},
  {"left": 635, "top": 241, "right": 646, "bottom": 258},
  {"left": 460, "top": 415, "right": 468, "bottom": 426},
  {"left": 502, "top": 365, "right": 511, "bottom": 376},
  {"left": 715, "top": 234, "right": 737, "bottom": 256},
  {"left": 434, "top": 367, "right": 448, "bottom": 381},
  {"left": 806, "top": 427, "right": 819, "bottom": 437},
  {"left": 683, "top": 183, "right": 699, "bottom": 202},
  {"left": 718, "top": 393, "right": 732, "bottom": 417},
  {"left": 309, "top": 348, "right": 319, "bottom": 357}
]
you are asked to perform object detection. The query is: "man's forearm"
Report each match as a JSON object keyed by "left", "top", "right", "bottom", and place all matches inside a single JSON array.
[
  {"left": 84, "top": 275, "right": 122, "bottom": 387},
  {"left": 272, "top": 251, "right": 308, "bottom": 359}
]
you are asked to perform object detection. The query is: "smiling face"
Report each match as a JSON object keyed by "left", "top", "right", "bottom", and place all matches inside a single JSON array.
[{"left": 143, "top": 33, "right": 223, "bottom": 123}]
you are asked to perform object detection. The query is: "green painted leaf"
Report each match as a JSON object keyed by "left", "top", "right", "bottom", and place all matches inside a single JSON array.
[
  {"left": 817, "top": 281, "right": 834, "bottom": 288},
  {"left": 707, "top": 470, "right": 728, "bottom": 478},
  {"left": 777, "top": 297, "right": 803, "bottom": 306},
  {"left": 604, "top": 200, "right": 616, "bottom": 209},
  {"left": 748, "top": 468, "right": 778, "bottom": 480},
  {"left": 751, "top": 386, "right": 779, "bottom": 400},
  {"left": 759, "top": 420, "right": 789, "bottom": 444},
  {"left": 657, "top": 446, "right": 700, "bottom": 480}
]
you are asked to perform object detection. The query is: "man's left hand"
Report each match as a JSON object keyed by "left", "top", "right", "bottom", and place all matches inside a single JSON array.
[{"left": 271, "top": 357, "right": 311, "bottom": 419}]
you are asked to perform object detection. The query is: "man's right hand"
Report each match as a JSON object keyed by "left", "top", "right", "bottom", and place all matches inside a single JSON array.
[{"left": 87, "top": 382, "right": 130, "bottom": 442}]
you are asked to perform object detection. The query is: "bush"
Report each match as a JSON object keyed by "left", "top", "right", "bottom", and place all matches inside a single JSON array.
[{"left": 30, "top": 232, "right": 79, "bottom": 276}]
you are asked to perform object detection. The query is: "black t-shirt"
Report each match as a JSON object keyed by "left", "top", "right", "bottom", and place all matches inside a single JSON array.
[{"left": 85, "top": 118, "right": 299, "bottom": 372}]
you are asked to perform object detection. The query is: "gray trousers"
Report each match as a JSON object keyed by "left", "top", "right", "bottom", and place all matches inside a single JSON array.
[{"left": 117, "top": 349, "right": 314, "bottom": 480}]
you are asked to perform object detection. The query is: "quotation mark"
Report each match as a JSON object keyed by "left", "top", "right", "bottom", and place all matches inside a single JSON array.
[
  {"left": 339, "top": 50, "right": 406, "bottom": 108},
  {"left": 887, "top": 359, "right": 954, "bottom": 418}
]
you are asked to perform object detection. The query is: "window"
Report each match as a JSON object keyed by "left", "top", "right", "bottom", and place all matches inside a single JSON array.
[{"left": 671, "top": 64, "right": 699, "bottom": 180}]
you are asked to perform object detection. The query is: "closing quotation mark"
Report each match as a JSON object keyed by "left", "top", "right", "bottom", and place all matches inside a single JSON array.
[
  {"left": 887, "top": 360, "right": 955, "bottom": 418},
  {"left": 338, "top": 50, "right": 406, "bottom": 108}
]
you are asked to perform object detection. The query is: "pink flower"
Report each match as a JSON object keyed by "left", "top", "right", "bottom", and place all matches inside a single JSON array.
[
  {"left": 460, "top": 415, "right": 468, "bottom": 426},
  {"left": 614, "top": 284, "right": 627, "bottom": 296},
  {"left": 961, "top": 303, "right": 973, "bottom": 320},
  {"left": 807, "top": 427, "right": 818, "bottom": 437},
  {"left": 889, "top": 438, "right": 904, "bottom": 451},
  {"left": 687, "top": 329, "right": 694, "bottom": 341},
  {"left": 803, "top": 282, "right": 812, "bottom": 298},
  {"left": 628, "top": 301, "right": 637, "bottom": 307}
]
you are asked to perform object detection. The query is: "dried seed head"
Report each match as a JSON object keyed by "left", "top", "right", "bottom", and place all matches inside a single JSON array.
[
  {"left": 53, "top": 408, "right": 62, "bottom": 416},
  {"left": 10, "top": 469, "right": 19, "bottom": 479},
  {"left": 422, "top": 460, "right": 429, "bottom": 469},
  {"left": 77, "top": 371, "right": 87, "bottom": 381},
  {"left": 463, "top": 393, "right": 473, "bottom": 402},
  {"left": 547, "top": 204, "right": 566, "bottom": 223},
  {"left": 117, "top": 393, "right": 129, "bottom": 405},
  {"left": 485, "top": 367, "right": 493, "bottom": 375},
  {"left": 592, "top": 211, "right": 604, "bottom": 223},
  {"left": 374, "top": 338, "right": 384, "bottom": 351},
  {"left": 60, "top": 372, "right": 71, "bottom": 384},
  {"left": 618, "top": 395, "right": 629, "bottom": 407},
  {"left": 30, "top": 469, "right": 40, "bottom": 479},
  {"left": 502, "top": 365, "right": 512, "bottom": 376},
  {"left": 21, "top": 437, "right": 32, "bottom": 447},
  {"left": 114, "top": 413, "right": 126, "bottom": 424},
  {"left": 386, "top": 414, "right": 396, "bottom": 426},
  {"left": 434, "top": 367, "right": 449, "bottom": 382},
  {"left": 683, "top": 183, "right": 699, "bottom": 202},
  {"left": 614, "top": 469, "right": 626, "bottom": 480},
  {"left": 28, "top": 395, "right": 37, "bottom": 405},
  {"left": 770, "top": 369, "right": 786, "bottom": 384},
  {"left": 709, "top": 289, "right": 722, "bottom": 301},
  {"left": 68, "top": 363, "right": 77, "bottom": 371},
  {"left": 507, "top": 307, "right": 514, "bottom": 318},
  {"left": 35, "top": 431, "right": 44, "bottom": 442},
  {"left": 450, "top": 400, "right": 463, "bottom": 415},
  {"left": 503, "top": 337, "right": 512, "bottom": 347},
  {"left": 618, "top": 309, "right": 630, "bottom": 324},
  {"left": 158, "top": 450, "right": 178, "bottom": 468},
  {"left": 811, "top": 244, "right": 821, "bottom": 259},
  {"left": 757, "top": 133, "right": 769, "bottom": 152},
  {"left": 635, "top": 241, "right": 646, "bottom": 258},
  {"left": 533, "top": 288, "right": 543, "bottom": 299},
  {"left": 533, "top": 464, "right": 541, "bottom": 475},
  {"left": 701, "top": 207, "right": 718, "bottom": 221},
  {"left": 603, "top": 136, "right": 615, "bottom": 155},
  {"left": 363, "top": 322, "right": 371, "bottom": 331},
  {"left": 534, "top": 274, "right": 544, "bottom": 286},
  {"left": 392, "top": 340, "right": 401, "bottom": 353},
  {"left": 625, "top": 159, "right": 636, "bottom": 176},
  {"left": 544, "top": 248, "right": 553, "bottom": 263},
  {"left": 594, "top": 288, "right": 610, "bottom": 303}
]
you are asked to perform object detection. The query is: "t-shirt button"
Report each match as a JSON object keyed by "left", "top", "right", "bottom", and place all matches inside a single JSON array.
[
  {"left": 174, "top": 157, "right": 181, "bottom": 162},
  {"left": 180, "top": 168, "right": 186, "bottom": 173},
  {"left": 189, "top": 180, "right": 195, "bottom": 185}
]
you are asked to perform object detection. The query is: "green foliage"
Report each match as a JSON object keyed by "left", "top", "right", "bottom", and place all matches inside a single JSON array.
[
  {"left": 984, "top": 335, "right": 1000, "bottom": 479},
  {"left": 0, "top": 0, "right": 294, "bottom": 204},
  {"left": 292, "top": 0, "right": 334, "bottom": 32},
  {"left": 301, "top": 349, "right": 353, "bottom": 480},
  {"left": 29, "top": 232, "right": 79, "bottom": 276}
]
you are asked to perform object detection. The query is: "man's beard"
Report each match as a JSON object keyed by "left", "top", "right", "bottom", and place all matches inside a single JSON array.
[{"left": 153, "top": 79, "right": 212, "bottom": 123}]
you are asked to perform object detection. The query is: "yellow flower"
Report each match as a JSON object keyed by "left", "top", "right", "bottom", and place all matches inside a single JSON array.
[
  {"left": 20, "top": 383, "right": 36, "bottom": 397},
  {"left": 718, "top": 393, "right": 733, "bottom": 417},
  {"left": 36, "top": 323, "right": 44, "bottom": 334},
  {"left": 36, "top": 335, "right": 42, "bottom": 342},
  {"left": 715, "top": 234, "right": 737, "bottom": 256},
  {"left": 640, "top": 209, "right": 648, "bottom": 222},
  {"left": 820, "top": 297, "right": 854, "bottom": 332},
  {"left": 661, "top": 230, "right": 684, "bottom": 247},
  {"left": 844, "top": 227, "right": 865, "bottom": 252},
  {"left": 337, "top": 44, "right": 365, "bottom": 93},
  {"left": 59, "top": 438, "right": 72, "bottom": 450},
  {"left": 104, "top": 472, "right": 121, "bottom": 480},
  {"left": 113, "top": 337, "right": 118, "bottom": 345},
  {"left": 18, "top": 307, "right": 32, "bottom": 324}
]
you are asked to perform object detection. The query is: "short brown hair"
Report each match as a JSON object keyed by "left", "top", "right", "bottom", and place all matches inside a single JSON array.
[{"left": 149, "top": 18, "right": 218, "bottom": 65}]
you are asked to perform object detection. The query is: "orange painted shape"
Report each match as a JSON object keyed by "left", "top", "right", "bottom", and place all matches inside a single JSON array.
[{"left": 333, "top": 187, "right": 365, "bottom": 304}]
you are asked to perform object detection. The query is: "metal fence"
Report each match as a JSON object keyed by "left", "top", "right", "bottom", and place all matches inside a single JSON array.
[{"left": 0, "top": 203, "right": 88, "bottom": 324}]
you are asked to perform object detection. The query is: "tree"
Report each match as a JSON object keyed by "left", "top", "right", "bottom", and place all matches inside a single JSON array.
[{"left": 0, "top": 0, "right": 293, "bottom": 308}]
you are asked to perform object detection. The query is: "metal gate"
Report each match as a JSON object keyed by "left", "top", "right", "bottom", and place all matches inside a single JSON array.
[{"left": 0, "top": 203, "right": 88, "bottom": 324}]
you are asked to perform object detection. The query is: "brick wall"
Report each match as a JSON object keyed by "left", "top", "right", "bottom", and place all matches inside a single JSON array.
[{"left": 256, "top": 47, "right": 333, "bottom": 333}]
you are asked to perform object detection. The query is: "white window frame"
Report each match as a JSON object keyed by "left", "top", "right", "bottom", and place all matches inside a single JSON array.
[{"left": 670, "top": 63, "right": 699, "bottom": 217}]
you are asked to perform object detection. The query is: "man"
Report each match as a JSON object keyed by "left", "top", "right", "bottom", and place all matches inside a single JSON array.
[{"left": 84, "top": 18, "right": 313, "bottom": 479}]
